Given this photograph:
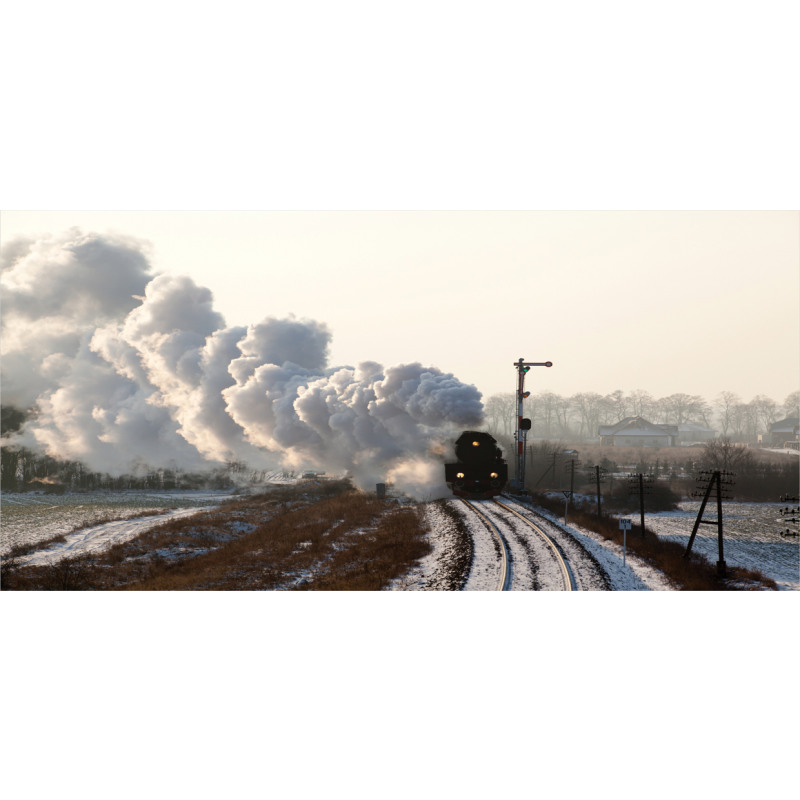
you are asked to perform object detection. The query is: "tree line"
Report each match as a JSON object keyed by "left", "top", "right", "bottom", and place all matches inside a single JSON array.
[{"left": 483, "top": 389, "right": 799, "bottom": 442}]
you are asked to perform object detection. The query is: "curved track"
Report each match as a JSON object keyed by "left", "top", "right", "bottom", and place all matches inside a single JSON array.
[
  {"left": 491, "top": 498, "right": 574, "bottom": 591},
  {"left": 493, "top": 496, "right": 615, "bottom": 591},
  {"left": 456, "top": 495, "right": 619, "bottom": 590},
  {"left": 444, "top": 495, "right": 620, "bottom": 591},
  {"left": 472, "top": 499, "right": 572, "bottom": 591},
  {"left": 462, "top": 499, "right": 509, "bottom": 590},
  {"left": 458, "top": 498, "right": 571, "bottom": 590}
]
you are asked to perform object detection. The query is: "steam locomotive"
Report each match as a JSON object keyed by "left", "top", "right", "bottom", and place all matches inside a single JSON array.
[{"left": 444, "top": 431, "right": 508, "bottom": 498}]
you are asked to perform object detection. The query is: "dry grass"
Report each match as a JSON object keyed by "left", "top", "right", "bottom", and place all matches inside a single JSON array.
[
  {"left": 1, "top": 480, "right": 432, "bottom": 591},
  {"left": 532, "top": 493, "right": 778, "bottom": 590},
  {"left": 125, "top": 490, "right": 429, "bottom": 591},
  {"left": 296, "top": 503, "right": 431, "bottom": 591}
]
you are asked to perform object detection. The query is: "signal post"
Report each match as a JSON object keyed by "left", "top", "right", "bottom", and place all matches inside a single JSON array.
[{"left": 513, "top": 357, "right": 552, "bottom": 491}]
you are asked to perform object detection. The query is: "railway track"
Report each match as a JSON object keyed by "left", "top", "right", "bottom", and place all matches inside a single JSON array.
[
  {"left": 492, "top": 498, "right": 574, "bottom": 591},
  {"left": 462, "top": 499, "right": 510, "bottom": 590},
  {"left": 458, "top": 497, "right": 575, "bottom": 591}
]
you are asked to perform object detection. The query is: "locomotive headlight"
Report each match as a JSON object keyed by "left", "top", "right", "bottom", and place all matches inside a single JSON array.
[
  {"left": 456, "top": 472, "right": 465, "bottom": 479},
  {"left": 490, "top": 472, "right": 499, "bottom": 479},
  {"left": 472, "top": 441, "right": 480, "bottom": 447}
]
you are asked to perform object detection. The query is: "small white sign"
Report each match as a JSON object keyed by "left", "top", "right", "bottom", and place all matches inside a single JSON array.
[{"left": 619, "top": 518, "right": 631, "bottom": 566}]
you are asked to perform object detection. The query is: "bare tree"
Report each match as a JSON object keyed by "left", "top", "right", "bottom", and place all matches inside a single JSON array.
[
  {"left": 534, "top": 391, "right": 560, "bottom": 439},
  {"left": 628, "top": 389, "right": 655, "bottom": 419},
  {"left": 733, "top": 402, "right": 759, "bottom": 442},
  {"left": 696, "top": 398, "right": 714, "bottom": 428},
  {"left": 553, "top": 394, "right": 572, "bottom": 437},
  {"left": 571, "top": 392, "right": 605, "bottom": 439},
  {"left": 715, "top": 391, "right": 741, "bottom": 437},
  {"left": 782, "top": 390, "right": 800, "bottom": 418},
  {"left": 659, "top": 393, "right": 710, "bottom": 425},
  {"left": 484, "top": 393, "right": 516, "bottom": 437},
  {"left": 605, "top": 389, "right": 629, "bottom": 423},
  {"left": 729, "top": 403, "right": 747, "bottom": 441},
  {"left": 751, "top": 394, "right": 779, "bottom": 433},
  {"left": 701, "top": 437, "right": 755, "bottom": 472}
]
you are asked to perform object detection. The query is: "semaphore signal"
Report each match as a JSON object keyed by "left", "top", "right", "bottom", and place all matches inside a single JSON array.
[{"left": 512, "top": 357, "right": 552, "bottom": 491}]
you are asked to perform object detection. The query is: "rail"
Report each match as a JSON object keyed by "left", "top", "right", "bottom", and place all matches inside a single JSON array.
[
  {"left": 462, "top": 499, "right": 510, "bottom": 591},
  {"left": 492, "top": 498, "right": 574, "bottom": 591}
]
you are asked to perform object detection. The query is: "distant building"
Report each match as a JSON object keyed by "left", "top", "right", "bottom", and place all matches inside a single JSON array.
[
  {"left": 677, "top": 422, "right": 717, "bottom": 445},
  {"left": 598, "top": 416, "right": 678, "bottom": 447},
  {"left": 768, "top": 417, "right": 799, "bottom": 447}
]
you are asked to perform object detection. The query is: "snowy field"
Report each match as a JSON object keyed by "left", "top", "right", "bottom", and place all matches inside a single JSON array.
[
  {"left": 644, "top": 502, "right": 799, "bottom": 591},
  {"left": 0, "top": 490, "right": 235, "bottom": 555}
]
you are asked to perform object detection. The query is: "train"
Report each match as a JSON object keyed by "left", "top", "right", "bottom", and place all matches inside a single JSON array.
[{"left": 444, "top": 430, "right": 508, "bottom": 498}]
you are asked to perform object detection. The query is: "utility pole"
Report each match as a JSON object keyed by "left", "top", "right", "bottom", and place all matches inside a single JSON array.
[
  {"left": 566, "top": 458, "right": 579, "bottom": 496},
  {"left": 589, "top": 465, "right": 607, "bottom": 517},
  {"left": 684, "top": 470, "right": 735, "bottom": 577},
  {"left": 638, "top": 473, "right": 646, "bottom": 533},
  {"left": 513, "top": 357, "right": 552, "bottom": 491},
  {"left": 596, "top": 466, "right": 602, "bottom": 517},
  {"left": 627, "top": 472, "right": 652, "bottom": 534}
]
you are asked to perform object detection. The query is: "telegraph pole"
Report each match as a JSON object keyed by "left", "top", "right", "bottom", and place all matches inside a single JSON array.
[
  {"left": 596, "top": 465, "right": 602, "bottom": 517},
  {"left": 513, "top": 357, "right": 552, "bottom": 491},
  {"left": 627, "top": 472, "right": 652, "bottom": 534},
  {"left": 685, "top": 470, "right": 735, "bottom": 576},
  {"left": 589, "top": 464, "right": 607, "bottom": 518}
]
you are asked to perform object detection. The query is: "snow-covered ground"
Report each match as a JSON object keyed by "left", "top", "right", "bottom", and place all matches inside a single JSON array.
[
  {"left": 1, "top": 489, "right": 233, "bottom": 556},
  {"left": 643, "top": 502, "right": 799, "bottom": 591},
  {"left": 390, "top": 500, "right": 503, "bottom": 590},
  {"left": 16, "top": 508, "right": 207, "bottom": 566},
  {"left": 388, "top": 502, "right": 478, "bottom": 590}
]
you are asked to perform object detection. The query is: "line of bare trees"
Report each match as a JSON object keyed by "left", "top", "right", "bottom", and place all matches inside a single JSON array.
[{"left": 484, "top": 389, "right": 799, "bottom": 443}]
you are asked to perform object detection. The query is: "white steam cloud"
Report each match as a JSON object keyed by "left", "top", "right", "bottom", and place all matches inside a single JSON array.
[{"left": 1, "top": 230, "right": 483, "bottom": 496}]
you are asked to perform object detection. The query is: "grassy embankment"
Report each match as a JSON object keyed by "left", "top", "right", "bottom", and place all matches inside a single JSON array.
[
  {"left": 531, "top": 492, "right": 778, "bottom": 590},
  {"left": 1, "top": 480, "right": 431, "bottom": 591}
]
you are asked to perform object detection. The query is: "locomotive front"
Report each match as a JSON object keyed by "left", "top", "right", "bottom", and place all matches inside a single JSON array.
[{"left": 444, "top": 430, "right": 508, "bottom": 498}]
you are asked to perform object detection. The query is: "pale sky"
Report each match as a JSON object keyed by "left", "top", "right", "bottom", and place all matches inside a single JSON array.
[{"left": 2, "top": 210, "right": 797, "bottom": 405}]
